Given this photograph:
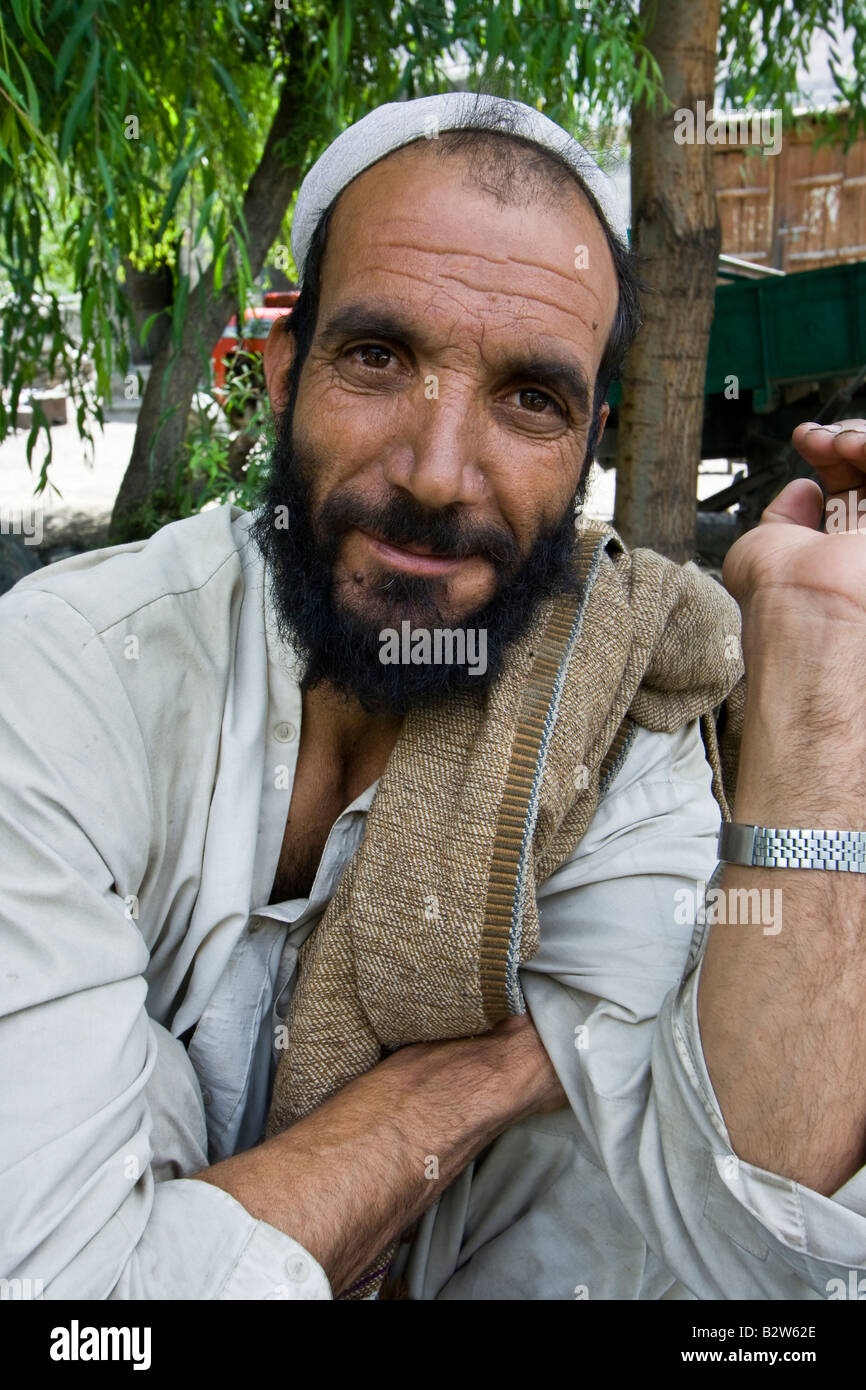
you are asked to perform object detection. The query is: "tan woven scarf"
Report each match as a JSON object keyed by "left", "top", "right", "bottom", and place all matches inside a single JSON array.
[{"left": 266, "top": 520, "right": 746, "bottom": 1297}]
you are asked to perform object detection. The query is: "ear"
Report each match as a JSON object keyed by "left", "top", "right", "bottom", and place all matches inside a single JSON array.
[
  {"left": 263, "top": 314, "right": 296, "bottom": 415},
  {"left": 594, "top": 399, "right": 610, "bottom": 448}
]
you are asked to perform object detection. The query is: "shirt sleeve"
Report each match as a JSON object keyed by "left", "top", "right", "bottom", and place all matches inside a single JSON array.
[
  {"left": 0, "top": 588, "right": 330, "bottom": 1301},
  {"left": 662, "top": 896, "right": 866, "bottom": 1294},
  {"left": 525, "top": 717, "right": 866, "bottom": 1298}
]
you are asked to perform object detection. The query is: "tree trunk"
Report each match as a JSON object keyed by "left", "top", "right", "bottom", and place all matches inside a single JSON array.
[
  {"left": 121, "top": 257, "right": 175, "bottom": 364},
  {"left": 109, "top": 75, "right": 305, "bottom": 543},
  {"left": 613, "top": 0, "right": 722, "bottom": 562}
]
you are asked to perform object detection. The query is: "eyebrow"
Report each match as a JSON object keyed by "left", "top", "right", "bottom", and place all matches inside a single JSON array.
[
  {"left": 318, "top": 300, "right": 592, "bottom": 418},
  {"left": 318, "top": 303, "right": 417, "bottom": 349}
]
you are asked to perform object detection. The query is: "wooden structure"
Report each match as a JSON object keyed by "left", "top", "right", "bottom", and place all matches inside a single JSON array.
[{"left": 714, "top": 107, "right": 866, "bottom": 272}]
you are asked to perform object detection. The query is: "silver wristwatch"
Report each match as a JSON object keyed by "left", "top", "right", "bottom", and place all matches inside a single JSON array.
[{"left": 718, "top": 823, "right": 866, "bottom": 872}]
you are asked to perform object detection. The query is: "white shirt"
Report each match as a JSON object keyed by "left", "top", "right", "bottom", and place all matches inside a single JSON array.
[{"left": 1, "top": 503, "right": 864, "bottom": 1300}]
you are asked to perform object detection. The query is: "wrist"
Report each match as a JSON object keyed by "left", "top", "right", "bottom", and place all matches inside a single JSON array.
[
  {"left": 734, "top": 650, "right": 866, "bottom": 825},
  {"left": 735, "top": 716, "right": 866, "bottom": 827},
  {"left": 740, "top": 624, "right": 866, "bottom": 740},
  {"left": 386, "top": 1029, "right": 527, "bottom": 1134},
  {"left": 738, "top": 562, "right": 866, "bottom": 633},
  {"left": 741, "top": 599, "right": 866, "bottom": 684}
]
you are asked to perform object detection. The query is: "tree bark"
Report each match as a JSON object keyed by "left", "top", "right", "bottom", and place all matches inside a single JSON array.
[
  {"left": 109, "top": 75, "right": 305, "bottom": 542},
  {"left": 613, "top": 0, "right": 722, "bottom": 562},
  {"left": 121, "top": 257, "right": 175, "bottom": 364}
]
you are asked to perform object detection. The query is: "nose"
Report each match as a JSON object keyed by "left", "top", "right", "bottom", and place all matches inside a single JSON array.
[{"left": 382, "top": 384, "right": 486, "bottom": 511}]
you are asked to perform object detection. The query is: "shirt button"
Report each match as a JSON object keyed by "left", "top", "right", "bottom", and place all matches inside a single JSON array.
[
  {"left": 285, "top": 1254, "right": 310, "bottom": 1283},
  {"left": 274, "top": 721, "right": 298, "bottom": 743},
  {"left": 201, "top": 1088, "right": 213, "bottom": 1108}
]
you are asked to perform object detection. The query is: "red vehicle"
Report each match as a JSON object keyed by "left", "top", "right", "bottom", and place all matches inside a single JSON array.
[{"left": 211, "top": 291, "right": 299, "bottom": 402}]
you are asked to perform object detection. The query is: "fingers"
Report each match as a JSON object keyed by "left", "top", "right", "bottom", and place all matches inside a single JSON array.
[
  {"left": 761, "top": 477, "right": 825, "bottom": 530},
  {"left": 792, "top": 420, "right": 866, "bottom": 492}
]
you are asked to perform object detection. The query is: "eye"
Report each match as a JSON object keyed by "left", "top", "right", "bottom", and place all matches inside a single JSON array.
[
  {"left": 349, "top": 343, "right": 394, "bottom": 369},
  {"left": 505, "top": 387, "right": 566, "bottom": 418}
]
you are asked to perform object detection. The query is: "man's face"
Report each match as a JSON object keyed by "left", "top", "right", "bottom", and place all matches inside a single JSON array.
[{"left": 260, "top": 141, "right": 618, "bottom": 710}]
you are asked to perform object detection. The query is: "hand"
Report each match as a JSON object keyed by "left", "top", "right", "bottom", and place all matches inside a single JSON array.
[
  {"left": 723, "top": 419, "right": 866, "bottom": 638},
  {"left": 721, "top": 419, "right": 866, "bottom": 818},
  {"left": 195, "top": 1008, "right": 567, "bottom": 1293}
]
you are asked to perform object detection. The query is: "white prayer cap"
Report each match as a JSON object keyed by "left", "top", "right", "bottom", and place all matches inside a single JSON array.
[{"left": 291, "top": 91, "right": 627, "bottom": 283}]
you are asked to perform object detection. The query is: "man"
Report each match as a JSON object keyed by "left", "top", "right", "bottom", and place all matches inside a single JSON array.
[{"left": 1, "top": 92, "right": 865, "bottom": 1301}]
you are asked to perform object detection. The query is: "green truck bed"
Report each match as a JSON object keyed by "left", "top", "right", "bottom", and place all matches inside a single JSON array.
[{"left": 608, "top": 259, "right": 866, "bottom": 410}]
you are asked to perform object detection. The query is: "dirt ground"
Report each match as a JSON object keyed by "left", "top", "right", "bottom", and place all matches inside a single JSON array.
[{"left": 0, "top": 420, "right": 134, "bottom": 556}]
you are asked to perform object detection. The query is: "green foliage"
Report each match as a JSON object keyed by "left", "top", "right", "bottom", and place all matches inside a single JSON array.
[
  {"left": 182, "top": 427, "right": 271, "bottom": 516},
  {"left": 451, "top": 0, "right": 664, "bottom": 131},
  {"left": 718, "top": 1, "right": 866, "bottom": 139},
  {"left": 119, "top": 370, "right": 274, "bottom": 543},
  {"left": 0, "top": 0, "right": 277, "bottom": 470}
]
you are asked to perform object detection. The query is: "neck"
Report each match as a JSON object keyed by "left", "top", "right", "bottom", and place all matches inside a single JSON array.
[{"left": 301, "top": 681, "right": 404, "bottom": 771}]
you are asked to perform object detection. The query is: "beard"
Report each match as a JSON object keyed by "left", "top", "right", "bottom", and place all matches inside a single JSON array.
[{"left": 249, "top": 402, "right": 595, "bottom": 717}]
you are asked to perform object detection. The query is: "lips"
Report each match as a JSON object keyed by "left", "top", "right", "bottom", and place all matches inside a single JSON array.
[{"left": 358, "top": 528, "right": 470, "bottom": 577}]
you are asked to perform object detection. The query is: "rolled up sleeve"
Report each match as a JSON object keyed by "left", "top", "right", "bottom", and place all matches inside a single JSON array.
[
  {"left": 526, "top": 717, "right": 866, "bottom": 1298},
  {"left": 659, "top": 950, "right": 866, "bottom": 1295},
  {"left": 0, "top": 589, "right": 329, "bottom": 1300}
]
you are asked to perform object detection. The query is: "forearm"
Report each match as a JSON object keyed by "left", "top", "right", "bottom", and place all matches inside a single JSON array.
[
  {"left": 194, "top": 1017, "right": 557, "bottom": 1295},
  {"left": 699, "top": 622, "right": 866, "bottom": 1194}
]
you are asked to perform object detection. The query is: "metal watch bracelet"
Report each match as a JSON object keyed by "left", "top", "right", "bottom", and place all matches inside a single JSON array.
[{"left": 718, "top": 823, "right": 866, "bottom": 872}]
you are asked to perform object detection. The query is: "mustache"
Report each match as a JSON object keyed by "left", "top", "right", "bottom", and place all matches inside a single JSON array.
[{"left": 314, "top": 488, "right": 522, "bottom": 572}]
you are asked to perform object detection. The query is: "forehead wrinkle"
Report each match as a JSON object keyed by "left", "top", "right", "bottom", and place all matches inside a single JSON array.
[
  {"left": 321, "top": 258, "right": 514, "bottom": 338},
  {"left": 326, "top": 259, "right": 487, "bottom": 329},
  {"left": 438, "top": 258, "right": 608, "bottom": 317},
  {"left": 437, "top": 267, "right": 607, "bottom": 326},
  {"left": 440, "top": 247, "right": 604, "bottom": 299},
  {"left": 368, "top": 232, "right": 608, "bottom": 299},
  {"left": 342, "top": 229, "right": 613, "bottom": 338},
  {"left": 332, "top": 252, "right": 609, "bottom": 347}
]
